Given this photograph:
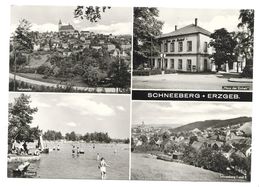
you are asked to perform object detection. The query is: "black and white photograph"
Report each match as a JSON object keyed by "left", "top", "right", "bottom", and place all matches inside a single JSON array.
[
  {"left": 8, "top": 93, "right": 130, "bottom": 180},
  {"left": 131, "top": 101, "right": 252, "bottom": 181},
  {"left": 9, "top": 6, "right": 132, "bottom": 93},
  {"left": 133, "top": 8, "right": 254, "bottom": 91}
]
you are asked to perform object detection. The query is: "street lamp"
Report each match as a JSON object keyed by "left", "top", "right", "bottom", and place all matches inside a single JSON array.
[{"left": 160, "top": 53, "right": 166, "bottom": 71}]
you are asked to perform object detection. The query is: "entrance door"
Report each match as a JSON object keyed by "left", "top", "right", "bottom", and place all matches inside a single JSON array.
[{"left": 204, "top": 59, "right": 208, "bottom": 71}]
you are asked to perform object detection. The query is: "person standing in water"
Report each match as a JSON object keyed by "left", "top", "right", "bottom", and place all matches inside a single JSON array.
[
  {"left": 72, "top": 145, "right": 76, "bottom": 154},
  {"left": 96, "top": 153, "right": 100, "bottom": 161},
  {"left": 98, "top": 157, "right": 110, "bottom": 180}
]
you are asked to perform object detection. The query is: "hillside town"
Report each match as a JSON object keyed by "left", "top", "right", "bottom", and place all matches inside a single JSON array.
[
  {"left": 132, "top": 119, "right": 252, "bottom": 180},
  {"left": 9, "top": 19, "right": 132, "bottom": 93}
]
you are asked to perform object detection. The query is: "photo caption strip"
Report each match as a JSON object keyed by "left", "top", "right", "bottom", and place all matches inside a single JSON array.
[{"left": 132, "top": 90, "right": 252, "bottom": 102}]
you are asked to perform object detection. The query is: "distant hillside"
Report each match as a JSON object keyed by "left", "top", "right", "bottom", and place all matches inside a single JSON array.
[{"left": 171, "top": 117, "right": 252, "bottom": 133}]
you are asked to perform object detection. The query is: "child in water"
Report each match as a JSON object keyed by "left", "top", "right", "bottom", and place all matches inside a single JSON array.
[
  {"left": 97, "top": 153, "right": 100, "bottom": 161},
  {"left": 98, "top": 157, "right": 110, "bottom": 180}
]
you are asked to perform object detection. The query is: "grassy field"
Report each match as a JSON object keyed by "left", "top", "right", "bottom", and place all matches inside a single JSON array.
[{"left": 131, "top": 153, "right": 246, "bottom": 182}]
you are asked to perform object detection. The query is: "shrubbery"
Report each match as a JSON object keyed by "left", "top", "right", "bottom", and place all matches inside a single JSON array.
[{"left": 133, "top": 69, "right": 162, "bottom": 76}]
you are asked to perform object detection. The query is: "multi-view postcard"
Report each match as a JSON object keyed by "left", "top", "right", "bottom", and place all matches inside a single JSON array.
[{"left": 7, "top": 5, "right": 254, "bottom": 183}]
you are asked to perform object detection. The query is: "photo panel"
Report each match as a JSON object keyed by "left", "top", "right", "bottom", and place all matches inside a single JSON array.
[
  {"left": 8, "top": 92, "right": 130, "bottom": 180},
  {"left": 9, "top": 6, "right": 132, "bottom": 94},
  {"left": 131, "top": 101, "right": 252, "bottom": 182},
  {"left": 132, "top": 8, "right": 254, "bottom": 92}
]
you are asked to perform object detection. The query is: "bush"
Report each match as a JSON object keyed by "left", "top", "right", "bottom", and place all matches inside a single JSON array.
[
  {"left": 18, "top": 67, "right": 37, "bottom": 74},
  {"left": 133, "top": 69, "right": 162, "bottom": 76},
  {"left": 165, "top": 69, "right": 177, "bottom": 74},
  {"left": 37, "top": 65, "right": 50, "bottom": 75}
]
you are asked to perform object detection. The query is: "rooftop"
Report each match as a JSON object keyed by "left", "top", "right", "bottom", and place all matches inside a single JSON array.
[
  {"left": 60, "top": 24, "right": 74, "bottom": 31},
  {"left": 157, "top": 24, "right": 211, "bottom": 39}
]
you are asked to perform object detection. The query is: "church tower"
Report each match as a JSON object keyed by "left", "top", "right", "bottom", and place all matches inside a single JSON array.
[{"left": 58, "top": 19, "right": 62, "bottom": 31}]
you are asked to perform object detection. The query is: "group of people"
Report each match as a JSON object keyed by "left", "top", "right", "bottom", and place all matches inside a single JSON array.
[
  {"left": 11, "top": 141, "right": 29, "bottom": 155},
  {"left": 71, "top": 144, "right": 111, "bottom": 180}
]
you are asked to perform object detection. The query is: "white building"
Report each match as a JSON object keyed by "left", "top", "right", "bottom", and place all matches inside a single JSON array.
[{"left": 151, "top": 18, "right": 213, "bottom": 72}]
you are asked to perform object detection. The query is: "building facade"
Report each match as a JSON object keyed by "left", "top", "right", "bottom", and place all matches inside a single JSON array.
[{"left": 151, "top": 18, "right": 214, "bottom": 72}]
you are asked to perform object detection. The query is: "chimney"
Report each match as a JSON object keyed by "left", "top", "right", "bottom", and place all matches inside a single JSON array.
[
  {"left": 195, "top": 18, "right": 198, "bottom": 26},
  {"left": 175, "top": 25, "right": 178, "bottom": 31}
]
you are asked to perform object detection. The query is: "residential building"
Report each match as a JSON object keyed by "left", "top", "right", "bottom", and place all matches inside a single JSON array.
[{"left": 151, "top": 18, "right": 213, "bottom": 72}]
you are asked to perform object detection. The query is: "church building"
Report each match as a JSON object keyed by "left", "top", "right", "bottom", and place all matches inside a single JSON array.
[{"left": 58, "top": 19, "right": 75, "bottom": 34}]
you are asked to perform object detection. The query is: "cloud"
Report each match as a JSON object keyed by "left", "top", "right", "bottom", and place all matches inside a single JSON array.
[
  {"left": 31, "top": 98, "right": 51, "bottom": 108},
  {"left": 56, "top": 95, "right": 115, "bottom": 117},
  {"left": 116, "top": 106, "right": 125, "bottom": 111},
  {"left": 66, "top": 122, "right": 77, "bottom": 127},
  {"left": 82, "top": 22, "right": 132, "bottom": 35},
  {"left": 10, "top": 23, "right": 58, "bottom": 33}
]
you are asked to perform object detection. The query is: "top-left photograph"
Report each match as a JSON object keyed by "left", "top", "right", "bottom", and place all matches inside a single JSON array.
[{"left": 9, "top": 6, "right": 132, "bottom": 94}]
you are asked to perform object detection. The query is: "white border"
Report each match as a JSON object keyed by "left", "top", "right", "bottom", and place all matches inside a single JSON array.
[{"left": 1, "top": 1, "right": 259, "bottom": 187}]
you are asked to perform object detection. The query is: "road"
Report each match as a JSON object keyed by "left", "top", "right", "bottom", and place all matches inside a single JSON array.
[
  {"left": 9, "top": 73, "right": 117, "bottom": 93},
  {"left": 133, "top": 73, "right": 252, "bottom": 91}
]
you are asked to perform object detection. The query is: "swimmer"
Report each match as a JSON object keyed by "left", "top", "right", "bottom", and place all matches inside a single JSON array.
[
  {"left": 98, "top": 157, "right": 110, "bottom": 180},
  {"left": 97, "top": 153, "right": 100, "bottom": 161}
]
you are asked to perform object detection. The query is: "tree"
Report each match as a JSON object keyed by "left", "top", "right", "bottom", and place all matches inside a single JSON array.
[
  {"left": 65, "top": 131, "right": 77, "bottom": 141},
  {"left": 43, "top": 130, "right": 63, "bottom": 141},
  {"left": 13, "top": 19, "right": 33, "bottom": 52},
  {"left": 139, "top": 135, "right": 148, "bottom": 144},
  {"left": 109, "top": 60, "right": 131, "bottom": 92},
  {"left": 236, "top": 9, "right": 254, "bottom": 69},
  {"left": 133, "top": 7, "right": 163, "bottom": 69},
  {"left": 209, "top": 28, "right": 237, "bottom": 71},
  {"left": 74, "top": 6, "right": 111, "bottom": 23},
  {"left": 8, "top": 94, "right": 38, "bottom": 151},
  {"left": 11, "top": 19, "right": 33, "bottom": 90}
]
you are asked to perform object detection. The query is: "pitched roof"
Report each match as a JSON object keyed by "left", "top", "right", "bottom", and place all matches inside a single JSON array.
[
  {"left": 60, "top": 24, "right": 74, "bottom": 31},
  {"left": 157, "top": 24, "right": 211, "bottom": 39}
]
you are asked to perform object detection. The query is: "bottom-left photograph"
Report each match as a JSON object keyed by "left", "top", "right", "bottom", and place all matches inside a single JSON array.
[{"left": 8, "top": 93, "right": 130, "bottom": 180}]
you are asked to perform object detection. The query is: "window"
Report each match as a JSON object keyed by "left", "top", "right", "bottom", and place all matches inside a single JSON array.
[
  {"left": 170, "top": 59, "right": 174, "bottom": 69},
  {"left": 164, "top": 42, "right": 168, "bottom": 52},
  {"left": 178, "top": 41, "right": 183, "bottom": 52},
  {"left": 187, "top": 59, "right": 192, "bottom": 71},
  {"left": 170, "top": 42, "right": 175, "bottom": 52},
  {"left": 187, "top": 41, "right": 192, "bottom": 52},
  {"left": 178, "top": 59, "right": 182, "bottom": 70},
  {"left": 204, "top": 42, "right": 208, "bottom": 52},
  {"left": 165, "top": 59, "right": 168, "bottom": 69},
  {"left": 158, "top": 59, "right": 161, "bottom": 68}
]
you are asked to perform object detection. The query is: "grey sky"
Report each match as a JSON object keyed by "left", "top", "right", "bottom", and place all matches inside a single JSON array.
[
  {"left": 157, "top": 8, "right": 241, "bottom": 33},
  {"left": 10, "top": 6, "right": 132, "bottom": 34},
  {"left": 9, "top": 93, "right": 130, "bottom": 139},
  {"left": 132, "top": 101, "right": 252, "bottom": 127}
]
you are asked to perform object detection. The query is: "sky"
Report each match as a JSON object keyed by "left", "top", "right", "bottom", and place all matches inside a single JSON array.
[
  {"left": 10, "top": 6, "right": 132, "bottom": 35},
  {"left": 157, "top": 8, "right": 241, "bottom": 34},
  {"left": 132, "top": 101, "right": 252, "bottom": 127},
  {"left": 9, "top": 93, "right": 130, "bottom": 139}
]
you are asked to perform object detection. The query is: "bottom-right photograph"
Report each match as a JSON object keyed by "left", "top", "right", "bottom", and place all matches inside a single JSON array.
[{"left": 131, "top": 101, "right": 252, "bottom": 182}]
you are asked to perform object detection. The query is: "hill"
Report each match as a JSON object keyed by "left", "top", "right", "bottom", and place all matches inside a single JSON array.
[{"left": 171, "top": 116, "right": 252, "bottom": 133}]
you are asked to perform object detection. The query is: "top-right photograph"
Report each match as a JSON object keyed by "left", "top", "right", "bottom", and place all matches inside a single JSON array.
[{"left": 133, "top": 8, "right": 254, "bottom": 91}]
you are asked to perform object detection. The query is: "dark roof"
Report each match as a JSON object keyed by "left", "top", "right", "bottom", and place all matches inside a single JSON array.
[
  {"left": 60, "top": 25, "right": 74, "bottom": 31},
  {"left": 157, "top": 24, "right": 211, "bottom": 39}
]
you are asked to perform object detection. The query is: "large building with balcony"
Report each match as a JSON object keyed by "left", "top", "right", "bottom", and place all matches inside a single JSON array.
[{"left": 151, "top": 18, "right": 213, "bottom": 72}]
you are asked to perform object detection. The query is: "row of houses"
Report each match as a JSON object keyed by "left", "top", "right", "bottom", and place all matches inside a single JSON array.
[{"left": 132, "top": 121, "right": 252, "bottom": 161}]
